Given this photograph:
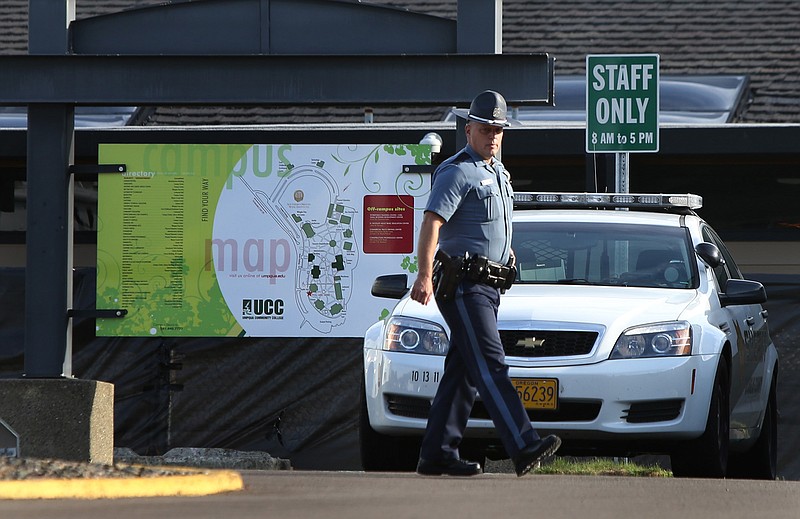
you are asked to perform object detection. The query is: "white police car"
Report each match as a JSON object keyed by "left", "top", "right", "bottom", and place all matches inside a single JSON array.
[{"left": 361, "top": 193, "right": 779, "bottom": 479}]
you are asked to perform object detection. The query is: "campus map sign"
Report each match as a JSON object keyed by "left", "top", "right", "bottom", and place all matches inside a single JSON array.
[
  {"left": 586, "top": 54, "right": 660, "bottom": 153},
  {"left": 96, "top": 143, "right": 431, "bottom": 337}
]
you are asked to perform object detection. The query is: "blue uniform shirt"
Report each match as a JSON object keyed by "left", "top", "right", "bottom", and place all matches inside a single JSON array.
[{"left": 425, "top": 144, "right": 514, "bottom": 264}]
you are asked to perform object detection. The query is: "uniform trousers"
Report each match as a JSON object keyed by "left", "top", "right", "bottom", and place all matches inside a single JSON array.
[{"left": 419, "top": 280, "right": 540, "bottom": 462}]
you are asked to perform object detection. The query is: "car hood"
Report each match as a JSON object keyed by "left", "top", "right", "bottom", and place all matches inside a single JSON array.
[
  {"left": 497, "top": 285, "right": 698, "bottom": 327},
  {"left": 392, "top": 284, "right": 699, "bottom": 337}
]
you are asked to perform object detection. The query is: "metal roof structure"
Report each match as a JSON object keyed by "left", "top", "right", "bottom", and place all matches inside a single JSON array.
[{"left": 2, "top": 0, "right": 798, "bottom": 124}]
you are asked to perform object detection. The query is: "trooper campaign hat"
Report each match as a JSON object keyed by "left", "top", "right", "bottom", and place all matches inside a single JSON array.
[{"left": 453, "top": 90, "right": 512, "bottom": 127}]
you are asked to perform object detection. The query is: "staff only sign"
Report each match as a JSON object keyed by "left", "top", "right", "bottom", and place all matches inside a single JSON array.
[
  {"left": 96, "top": 143, "right": 431, "bottom": 337},
  {"left": 586, "top": 54, "right": 660, "bottom": 153}
]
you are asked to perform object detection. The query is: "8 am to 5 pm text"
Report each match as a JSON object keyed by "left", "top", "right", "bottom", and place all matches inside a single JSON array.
[{"left": 591, "top": 131, "right": 655, "bottom": 146}]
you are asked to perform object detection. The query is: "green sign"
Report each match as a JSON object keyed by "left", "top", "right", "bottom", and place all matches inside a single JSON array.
[
  {"left": 96, "top": 143, "right": 431, "bottom": 338},
  {"left": 586, "top": 54, "right": 659, "bottom": 153}
]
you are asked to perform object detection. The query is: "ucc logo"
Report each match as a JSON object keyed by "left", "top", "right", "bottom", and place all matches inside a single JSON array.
[{"left": 242, "top": 298, "right": 285, "bottom": 316}]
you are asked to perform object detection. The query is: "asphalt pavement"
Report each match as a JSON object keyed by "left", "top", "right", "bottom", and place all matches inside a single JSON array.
[{"left": 1, "top": 470, "right": 799, "bottom": 519}]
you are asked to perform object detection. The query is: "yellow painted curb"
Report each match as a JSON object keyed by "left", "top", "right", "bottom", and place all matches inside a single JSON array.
[{"left": 0, "top": 469, "right": 243, "bottom": 500}]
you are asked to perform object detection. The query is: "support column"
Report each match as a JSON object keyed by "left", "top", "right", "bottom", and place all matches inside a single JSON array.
[
  {"left": 24, "top": 105, "right": 75, "bottom": 377},
  {"left": 28, "top": 0, "right": 74, "bottom": 54},
  {"left": 455, "top": 0, "right": 503, "bottom": 151},
  {"left": 25, "top": 0, "right": 76, "bottom": 377},
  {"left": 4, "top": 0, "right": 111, "bottom": 466},
  {"left": 457, "top": 0, "right": 502, "bottom": 53}
]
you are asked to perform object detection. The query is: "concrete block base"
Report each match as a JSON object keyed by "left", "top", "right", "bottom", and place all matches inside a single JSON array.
[{"left": 0, "top": 378, "right": 114, "bottom": 464}]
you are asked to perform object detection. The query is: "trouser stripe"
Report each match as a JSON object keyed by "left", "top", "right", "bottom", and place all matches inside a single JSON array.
[{"left": 454, "top": 294, "right": 527, "bottom": 451}]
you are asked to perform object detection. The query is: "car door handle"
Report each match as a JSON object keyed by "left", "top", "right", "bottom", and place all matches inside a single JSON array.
[{"left": 745, "top": 316, "right": 755, "bottom": 326}]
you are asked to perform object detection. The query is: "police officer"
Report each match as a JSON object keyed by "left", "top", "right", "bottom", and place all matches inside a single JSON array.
[{"left": 411, "top": 90, "right": 561, "bottom": 477}]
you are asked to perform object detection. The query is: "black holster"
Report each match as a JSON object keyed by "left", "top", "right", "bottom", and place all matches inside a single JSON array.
[
  {"left": 464, "top": 254, "right": 517, "bottom": 293},
  {"left": 432, "top": 250, "right": 465, "bottom": 302}
]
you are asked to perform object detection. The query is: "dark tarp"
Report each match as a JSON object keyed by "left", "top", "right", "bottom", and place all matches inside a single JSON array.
[{"left": 1, "top": 268, "right": 362, "bottom": 470}]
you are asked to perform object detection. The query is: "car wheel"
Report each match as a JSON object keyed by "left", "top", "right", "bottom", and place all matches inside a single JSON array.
[
  {"left": 359, "top": 384, "right": 420, "bottom": 472},
  {"left": 670, "top": 360, "right": 730, "bottom": 478},
  {"left": 727, "top": 373, "right": 778, "bottom": 480}
]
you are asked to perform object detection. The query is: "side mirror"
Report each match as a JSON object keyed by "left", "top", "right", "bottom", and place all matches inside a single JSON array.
[
  {"left": 719, "top": 279, "right": 767, "bottom": 307},
  {"left": 371, "top": 274, "right": 409, "bottom": 299},
  {"left": 695, "top": 242, "right": 724, "bottom": 268}
]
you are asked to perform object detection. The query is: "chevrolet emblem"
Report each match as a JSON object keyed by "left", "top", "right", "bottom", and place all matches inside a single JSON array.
[{"left": 517, "top": 337, "right": 546, "bottom": 349}]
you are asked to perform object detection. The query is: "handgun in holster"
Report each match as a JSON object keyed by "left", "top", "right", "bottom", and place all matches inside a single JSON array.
[{"left": 432, "top": 250, "right": 465, "bottom": 302}]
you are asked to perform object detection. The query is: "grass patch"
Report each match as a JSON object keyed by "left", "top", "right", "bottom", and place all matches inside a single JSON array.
[{"left": 534, "top": 457, "right": 671, "bottom": 477}]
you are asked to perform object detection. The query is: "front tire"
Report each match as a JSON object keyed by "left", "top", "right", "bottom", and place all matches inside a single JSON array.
[
  {"left": 359, "top": 384, "right": 420, "bottom": 472},
  {"left": 671, "top": 360, "right": 730, "bottom": 478}
]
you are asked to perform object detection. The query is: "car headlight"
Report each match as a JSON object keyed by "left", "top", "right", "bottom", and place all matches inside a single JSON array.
[
  {"left": 383, "top": 316, "right": 449, "bottom": 355},
  {"left": 609, "top": 321, "right": 692, "bottom": 359}
]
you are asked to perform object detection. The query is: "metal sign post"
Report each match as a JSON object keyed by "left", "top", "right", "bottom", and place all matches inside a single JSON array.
[{"left": 615, "top": 152, "right": 629, "bottom": 193}]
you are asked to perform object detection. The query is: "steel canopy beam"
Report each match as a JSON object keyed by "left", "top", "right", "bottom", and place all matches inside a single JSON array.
[{"left": 0, "top": 54, "right": 553, "bottom": 107}]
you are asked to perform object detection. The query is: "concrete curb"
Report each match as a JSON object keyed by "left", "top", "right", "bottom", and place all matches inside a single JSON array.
[
  {"left": 115, "top": 447, "right": 292, "bottom": 471},
  {"left": 0, "top": 448, "right": 286, "bottom": 499},
  {"left": 0, "top": 467, "right": 244, "bottom": 500}
]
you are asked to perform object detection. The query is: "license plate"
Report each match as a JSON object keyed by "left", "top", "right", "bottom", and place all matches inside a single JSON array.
[{"left": 512, "top": 378, "right": 558, "bottom": 410}]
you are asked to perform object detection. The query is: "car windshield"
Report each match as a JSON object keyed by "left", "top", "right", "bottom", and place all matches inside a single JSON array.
[{"left": 512, "top": 222, "right": 697, "bottom": 288}]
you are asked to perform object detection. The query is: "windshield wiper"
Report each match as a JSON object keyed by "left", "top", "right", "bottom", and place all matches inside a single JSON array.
[{"left": 557, "top": 278, "right": 590, "bottom": 284}]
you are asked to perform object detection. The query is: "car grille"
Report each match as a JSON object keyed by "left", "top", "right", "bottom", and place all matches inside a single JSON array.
[
  {"left": 622, "top": 399, "right": 684, "bottom": 423},
  {"left": 499, "top": 330, "right": 598, "bottom": 358},
  {"left": 386, "top": 394, "right": 601, "bottom": 423}
]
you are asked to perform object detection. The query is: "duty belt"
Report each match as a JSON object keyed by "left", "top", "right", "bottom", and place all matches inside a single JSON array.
[
  {"left": 463, "top": 254, "right": 516, "bottom": 291},
  {"left": 433, "top": 251, "right": 517, "bottom": 302}
]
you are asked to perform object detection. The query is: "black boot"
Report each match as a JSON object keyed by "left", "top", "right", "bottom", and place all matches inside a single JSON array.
[
  {"left": 513, "top": 435, "right": 561, "bottom": 477},
  {"left": 416, "top": 457, "right": 482, "bottom": 476}
]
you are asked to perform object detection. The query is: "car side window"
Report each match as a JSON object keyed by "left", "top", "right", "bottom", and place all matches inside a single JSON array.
[{"left": 701, "top": 226, "right": 743, "bottom": 292}]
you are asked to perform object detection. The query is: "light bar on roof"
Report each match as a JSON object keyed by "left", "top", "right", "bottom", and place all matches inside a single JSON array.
[{"left": 513, "top": 192, "right": 703, "bottom": 210}]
